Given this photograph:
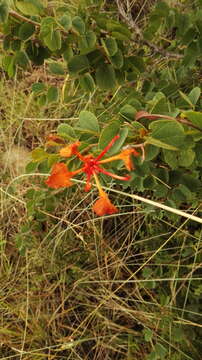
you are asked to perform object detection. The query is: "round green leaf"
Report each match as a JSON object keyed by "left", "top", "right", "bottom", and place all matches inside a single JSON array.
[
  {"left": 18, "top": 23, "right": 35, "bottom": 40},
  {"left": 109, "top": 49, "right": 124, "bottom": 69},
  {"left": 79, "top": 31, "right": 97, "bottom": 52},
  {"left": 15, "top": 0, "right": 44, "bottom": 16},
  {"left": 43, "top": 30, "right": 61, "bottom": 51},
  {"left": 0, "top": 1, "right": 9, "bottom": 23},
  {"left": 188, "top": 87, "right": 201, "bottom": 105},
  {"left": 72, "top": 16, "right": 85, "bottom": 34},
  {"left": 11, "top": 39, "right": 21, "bottom": 51},
  {"left": 14, "top": 50, "right": 29, "bottom": 68},
  {"left": 101, "top": 37, "right": 118, "bottom": 56},
  {"left": 59, "top": 14, "right": 72, "bottom": 31},
  {"left": 47, "top": 86, "right": 59, "bottom": 103},
  {"left": 98, "top": 121, "right": 120, "bottom": 151},
  {"left": 95, "top": 64, "right": 116, "bottom": 90},
  {"left": 184, "top": 111, "right": 202, "bottom": 129},
  {"left": 57, "top": 124, "right": 76, "bottom": 141},
  {"left": 31, "top": 148, "right": 48, "bottom": 162},
  {"left": 68, "top": 55, "right": 89, "bottom": 74},
  {"left": 120, "top": 104, "right": 136, "bottom": 121},
  {"left": 78, "top": 111, "right": 100, "bottom": 133},
  {"left": 79, "top": 73, "right": 95, "bottom": 92},
  {"left": 149, "top": 120, "right": 185, "bottom": 148},
  {"left": 48, "top": 62, "right": 65, "bottom": 75},
  {"left": 32, "top": 82, "right": 46, "bottom": 93}
]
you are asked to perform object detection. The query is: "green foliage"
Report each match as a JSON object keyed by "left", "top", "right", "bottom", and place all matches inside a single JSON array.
[
  {"left": 78, "top": 110, "right": 100, "bottom": 133},
  {"left": 1, "top": 1, "right": 202, "bottom": 358},
  {"left": 15, "top": 0, "right": 44, "bottom": 16},
  {"left": 0, "top": 0, "right": 9, "bottom": 23}
]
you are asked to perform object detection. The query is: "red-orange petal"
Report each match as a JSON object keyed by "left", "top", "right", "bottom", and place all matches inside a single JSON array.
[
  {"left": 93, "top": 193, "right": 118, "bottom": 216},
  {"left": 45, "top": 162, "right": 73, "bottom": 189},
  {"left": 59, "top": 141, "right": 81, "bottom": 158}
]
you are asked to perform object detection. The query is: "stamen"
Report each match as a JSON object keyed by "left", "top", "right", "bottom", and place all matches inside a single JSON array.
[
  {"left": 95, "top": 135, "right": 120, "bottom": 161},
  {"left": 98, "top": 167, "right": 131, "bottom": 181}
]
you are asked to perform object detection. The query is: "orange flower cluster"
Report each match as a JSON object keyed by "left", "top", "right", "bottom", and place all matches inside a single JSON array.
[{"left": 45, "top": 135, "right": 139, "bottom": 216}]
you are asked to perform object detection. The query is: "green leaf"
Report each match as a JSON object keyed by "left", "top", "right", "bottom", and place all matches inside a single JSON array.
[
  {"left": 79, "top": 73, "right": 95, "bottom": 92},
  {"left": 78, "top": 111, "right": 100, "bottom": 133},
  {"left": 188, "top": 87, "right": 201, "bottom": 106},
  {"left": 127, "top": 56, "right": 145, "bottom": 72},
  {"left": 144, "top": 328, "right": 153, "bottom": 342},
  {"left": 15, "top": 0, "right": 44, "bottom": 16},
  {"left": 31, "top": 148, "right": 48, "bottom": 162},
  {"left": 163, "top": 150, "right": 178, "bottom": 169},
  {"left": 95, "top": 64, "right": 116, "bottom": 90},
  {"left": 181, "top": 174, "right": 200, "bottom": 192},
  {"left": 79, "top": 31, "right": 97, "bottom": 52},
  {"left": 149, "top": 120, "right": 185, "bottom": 148},
  {"left": 145, "top": 144, "right": 160, "bottom": 161},
  {"left": 101, "top": 37, "right": 118, "bottom": 56},
  {"left": 57, "top": 124, "right": 76, "bottom": 141},
  {"left": 43, "top": 29, "right": 61, "bottom": 51},
  {"left": 120, "top": 104, "right": 136, "bottom": 121},
  {"left": 109, "top": 49, "right": 124, "bottom": 69},
  {"left": 72, "top": 16, "right": 85, "bottom": 34},
  {"left": 37, "top": 94, "right": 47, "bottom": 107},
  {"left": 14, "top": 50, "right": 29, "bottom": 68},
  {"left": 2, "top": 55, "right": 16, "bottom": 77},
  {"left": 179, "top": 90, "right": 194, "bottom": 108},
  {"left": 68, "top": 55, "right": 89, "bottom": 74},
  {"left": 32, "top": 82, "right": 46, "bottom": 93},
  {"left": 25, "top": 161, "right": 38, "bottom": 173},
  {"left": 184, "top": 111, "right": 202, "bottom": 129},
  {"left": 98, "top": 121, "right": 120, "bottom": 151},
  {"left": 26, "top": 42, "right": 50, "bottom": 65},
  {"left": 146, "top": 137, "right": 179, "bottom": 151},
  {"left": 63, "top": 46, "right": 73, "bottom": 62},
  {"left": 164, "top": 147, "right": 195, "bottom": 171},
  {"left": 40, "top": 17, "right": 55, "bottom": 37},
  {"left": 47, "top": 86, "right": 59, "bottom": 103},
  {"left": 59, "top": 14, "right": 72, "bottom": 31},
  {"left": 107, "top": 22, "right": 131, "bottom": 41},
  {"left": 3, "top": 36, "right": 11, "bottom": 51},
  {"left": 18, "top": 23, "right": 35, "bottom": 40},
  {"left": 154, "top": 343, "right": 167, "bottom": 358},
  {"left": 11, "top": 39, "right": 21, "bottom": 51},
  {"left": 178, "top": 148, "right": 195, "bottom": 167},
  {"left": 182, "top": 41, "right": 199, "bottom": 67},
  {"left": 0, "top": 1, "right": 9, "bottom": 23},
  {"left": 108, "top": 127, "right": 129, "bottom": 155},
  {"left": 48, "top": 62, "right": 65, "bottom": 75}
]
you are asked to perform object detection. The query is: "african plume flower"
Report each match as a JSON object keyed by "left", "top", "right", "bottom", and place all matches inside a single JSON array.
[
  {"left": 59, "top": 141, "right": 81, "bottom": 158},
  {"left": 45, "top": 163, "right": 82, "bottom": 189},
  {"left": 45, "top": 135, "right": 139, "bottom": 216},
  {"left": 92, "top": 173, "right": 118, "bottom": 216}
]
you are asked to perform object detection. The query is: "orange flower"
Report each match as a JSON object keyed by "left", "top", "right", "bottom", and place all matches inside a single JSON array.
[
  {"left": 93, "top": 192, "right": 118, "bottom": 216},
  {"left": 60, "top": 141, "right": 81, "bottom": 158},
  {"left": 45, "top": 163, "right": 74, "bottom": 189},
  {"left": 99, "top": 148, "right": 139, "bottom": 171},
  {"left": 117, "top": 148, "right": 139, "bottom": 171}
]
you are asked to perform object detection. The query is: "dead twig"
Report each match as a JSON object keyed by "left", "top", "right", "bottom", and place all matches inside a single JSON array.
[{"left": 115, "top": 0, "right": 183, "bottom": 60}]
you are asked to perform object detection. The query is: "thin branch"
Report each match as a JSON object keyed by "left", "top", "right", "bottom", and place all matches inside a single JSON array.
[
  {"left": 9, "top": 10, "right": 40, "bottom": 27},
  {"left": 8, "top": 10, "right": 70, "bottom": 36},
  {"left": 115, "top": 0, "right": 183, "bottom": 59}
]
